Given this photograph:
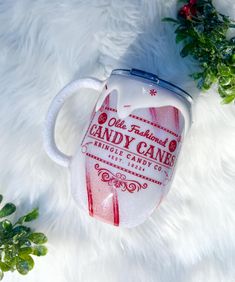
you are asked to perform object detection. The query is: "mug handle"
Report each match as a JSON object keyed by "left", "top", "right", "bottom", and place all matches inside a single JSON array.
[{"left": 43, "top": 78, "right": 104, "bottom": 168}]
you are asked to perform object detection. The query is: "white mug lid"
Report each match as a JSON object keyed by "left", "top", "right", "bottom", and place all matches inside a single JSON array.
[{"left": 111, "top": 68, "right": 193, "bottom": 104}]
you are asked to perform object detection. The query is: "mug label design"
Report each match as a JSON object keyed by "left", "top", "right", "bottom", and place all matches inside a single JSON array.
[
  {"left": 81, "top": 94, "right": 183, "bottom": 191},
  {"left": 80, "top": 93, "right": 184, "bottom": 226}
]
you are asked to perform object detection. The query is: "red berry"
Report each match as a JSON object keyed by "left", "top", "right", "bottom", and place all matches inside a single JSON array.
[
  {"left": 178, "top": 3, "right": 197, "bottom": 19},
  {"left": 189, "top": 0, "right": 197, "bottom": 5},
  {"left": 179, "top": 4, "right": 191, "bottom": 18}
]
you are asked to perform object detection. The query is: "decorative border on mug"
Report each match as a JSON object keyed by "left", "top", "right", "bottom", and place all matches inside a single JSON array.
[{"left": 94, "top": 163, "right": 148, "bottom": 193}]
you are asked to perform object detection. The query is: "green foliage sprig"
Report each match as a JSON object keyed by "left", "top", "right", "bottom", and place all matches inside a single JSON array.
[
  {"left": 0, "top": 194, "right": 47, "bottom": 280},
  {"left": 163, "top": 0, "right": 235, "bottom": 104}
]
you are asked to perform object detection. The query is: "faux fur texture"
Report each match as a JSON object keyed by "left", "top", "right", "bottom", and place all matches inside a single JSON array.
[{"left": 0, "top": 0, "right": 235, "bottom": 281}]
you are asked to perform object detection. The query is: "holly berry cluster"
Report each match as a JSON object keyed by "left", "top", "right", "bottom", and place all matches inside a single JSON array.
[{"left": 163, "top": 0, "right": 235, "bottom": 104}]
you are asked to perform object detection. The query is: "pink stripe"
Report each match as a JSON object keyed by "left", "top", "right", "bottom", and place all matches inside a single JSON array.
[
  {"left": 112, "top": 189, "right": 120, "bottom": 226},
  {"left": 100, "top": 95, "right": 110, "bottom": 112},
  {"left": 149, "top": 108, "right": 158, "bottom": 124},
  {"left": 85, "top": 158, "right": 118, "bottom": 225},
  {"left": 174, "top": 107, "right": 179, "bottom": 132},
  {"left": 103, "top": 95, "right": 110, "bottom": 108},
  {"left": 85, "top": 165, "right": 94, "bottom": 216},
  {"left": 106, "top": 95, "right": 110, "bottom": 107}
]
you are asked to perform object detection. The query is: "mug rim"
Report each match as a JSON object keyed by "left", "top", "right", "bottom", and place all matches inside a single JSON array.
[{"left": 111, "top": 68, "right": 193, "bottom": 104}]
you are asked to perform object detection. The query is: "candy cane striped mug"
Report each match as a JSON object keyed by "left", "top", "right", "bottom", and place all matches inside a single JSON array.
[{"left": 43, "top": 69, "right": 193, "bottom": 227}]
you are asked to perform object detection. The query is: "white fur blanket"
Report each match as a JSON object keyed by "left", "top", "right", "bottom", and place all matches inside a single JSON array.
[{"left": 0, "top": 1, "right": 235, "bottom": 281}]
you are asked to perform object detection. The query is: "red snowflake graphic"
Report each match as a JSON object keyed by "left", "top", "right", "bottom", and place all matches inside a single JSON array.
[{"left": 149, "top": 89, "right": 157, "bottom": 96}]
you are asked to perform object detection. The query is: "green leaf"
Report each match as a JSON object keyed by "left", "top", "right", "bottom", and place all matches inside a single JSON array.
[
  {"left": 176, "top": 32, "right": 188, "bottom": 43},
  {"left": 198, "top": 70, "right": 216, "bottom": 91},
  {"left": 32, "top": 245, "right": 48, "bottom": 256},
  {"left": 16, "top": 255, "right": 34, "bottom": 275},
  {"left": 3, "top": 251, "right": 15, "bottom": 264},
  {"left": 180, "top": 43, "right": 195, "bottom": 57},
  {"left": 229, "top": 53, "right": 235, "bottom": 66},
  {"left": 0, "top": 270, "right": 3, "bottom": 280},
  {"left": 16, "top": 261, "right": 30, "bottom": 275},
  {"left": 202, "top": 79, "right": 213, "bottom": 90},
  {"left": 218, "top": 85, "right": 235, "bottom": 96},
  {"left": 0, "top": 203, "right": 16, "bottom": 218},
  {"left": 230, "top": 66, "right": 235, "bottom": 75},
  {"left": 0, "top": 261, "right": 11, "bottom": 272},
  {"left": 190, "top": 72, "right": 204, "bottom": 80},
  {"left": 218, "top": 86, "right": 227, "bottom": 97},
  {"left": 201, "top": 82, "right": 212, "bottom": 91},
  {"left": 162, "top": 17, "right": 179, "bottom": 24},
  {"left": 16, "top": 208, "right": 39, "bottom": 225},
  {"left": 12, "top": 225, "right": 31, "bottom": 235},
  {"left": 28, "top": 232, "right": 47, "bottom": 244},
  {"left": 13, "top": 233, "right": 27, "bottom": 244},
  {"left": 221, "top": 95, "right": 235, "bottom": 104},
  {"left": 20, "top": 240, "right": 31, "bottom": 248},
  {"left": 217, "top": 64, "right": 231, "bottom": 76},
  {"left": 19, "top": 247, "right": 33, "bottom": 256},
  {"left": 174, "top": 25, "right": 187, "bottom": 33},
  {"left": 12, "top": 226, "right": 31, "bottom": 244},
  {"left": 20, "top": 255, "right": 34, "bottom": 270},
  {"left": 1, "top": 220, "right": 12, "bottom": 231},
  {"left": 0, "top": 195, "right": 3, "bottom": 204},
  {"left": 219, "top": 76, "right": 231, "bottom": 86}
]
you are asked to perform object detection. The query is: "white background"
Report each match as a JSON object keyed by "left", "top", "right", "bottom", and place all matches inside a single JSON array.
[{"left": 0, "top": 0, "right": 234, "bottom": 281}]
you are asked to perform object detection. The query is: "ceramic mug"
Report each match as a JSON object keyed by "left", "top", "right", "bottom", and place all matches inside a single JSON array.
[{"left": 43, "top": 69, "right": 193, "bottom": 227}]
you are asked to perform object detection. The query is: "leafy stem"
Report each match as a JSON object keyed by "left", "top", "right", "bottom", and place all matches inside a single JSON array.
[
  {"left": 0, "top": 195, "right": 47, "bottom": 279},
  {"left": 163, "top": 0, "right": 235, "bottom": 104}
]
